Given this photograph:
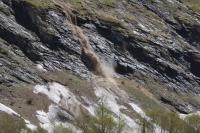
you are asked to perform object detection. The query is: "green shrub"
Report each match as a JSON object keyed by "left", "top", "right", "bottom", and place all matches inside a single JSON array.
[
  {"left": 54, "top": 125, "right": 75, "bottom": 133},
  {"left": 76, "top": 102, "right": 125, "bottom": 133},
  {"left": 185, "top": 114, "right": 200, "bottom": 133},
  {"left": 0, "top": 113, "right": 27, "bottom": 133},
  {"left": 184, "top": 0, "right": 200, "bottom": 12},
  {"left": 89, "top": 102, "right": 117, "bottom": 133},
  {"left": 139, "top": 118, "right": 154, "bottom": 133},
  {"left": 98, "top": 0, "right": 117, "bottom": 7},
  {"left": 146, "top": 110, "right": 195, "bottom": 133},
  {"left": 35, "top": 127, "right": 47, "bottom": 133}
]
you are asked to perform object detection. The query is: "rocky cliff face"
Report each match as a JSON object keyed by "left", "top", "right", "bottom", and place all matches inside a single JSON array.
[{"left": 0, "top": 0, "right": 200, "bottom": 132}]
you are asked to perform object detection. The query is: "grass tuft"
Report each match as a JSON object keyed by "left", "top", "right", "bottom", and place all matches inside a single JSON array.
[{"left": 25, "top": 0, "right": 55, "bottom": 9}]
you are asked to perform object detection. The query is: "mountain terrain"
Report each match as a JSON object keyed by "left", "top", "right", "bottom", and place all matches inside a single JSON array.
[{"left": 0, "top": 0, "right": 200, "bottom": 132}]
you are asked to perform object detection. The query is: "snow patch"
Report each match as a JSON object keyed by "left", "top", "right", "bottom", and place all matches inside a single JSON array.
[
  {"left": 94, "top": 87, "right": 141, "bottom": 132},
  {"left": 138, "top": 23, "right": 150, "bottom": 32},
  {"left": 36, "top": 64, "right": 47, "bottom": 72},
  {"left": 36, "top": 104, "right": 81, "bottom": 133},
  {"left": 34, "top": 82, "right": 72, "bottom": 104},
  {"left": 122, "top": 115, "right": 140, "bottom": 133},
  {"left": 179, "top": 111, "right": 200, "bottom": 120},
  {"left": 94, "top": 87, "right": 120, "bottom": 115},
  {"left": 34, "top": 82, "right": 93, "bottom": 116},
  {"left": 129, "top": 103, "right": 147, "bottom": 119},
  {"left": 34, "top": 82, "right": 96, "bottom": 132},
  {"left": 0, "top": 103, "right": 37, "bottom": 131},
  {"left": 83, "top": 105, "right": 96, "bottom": 116},
  {"left": 24, "top": 119, "right": 37, "bottom": 131},
  {"left": 0, "top": 103, "right": 20, "bottom": 117}
]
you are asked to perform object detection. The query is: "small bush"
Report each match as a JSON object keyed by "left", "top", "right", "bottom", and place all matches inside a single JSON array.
[
  {"left": 185, "top": 114, "right": 200, "bottom": 133},
  {"left": 35, "top": 127, "right": 47, "bottom": 133},
  {"left": 90, "top": 102, "right": 117, "bottom": 133},
  {"left": 0, "top": 113, "right": 26, "bottom": 133},
  {"left": 184, "top": 0, "right": 200, "bottom": 12},
  {"left": 54, "top": 125, "right": 75, "bottom": 133},
  {"left": 76, "top": 102, "right": 125, "bottom": 133},
  {"left": 98, "top": 0, "right": 117, "bottom": 7},
  {"left": 146, "top": 109, "right": 196, "bottom": 133}
]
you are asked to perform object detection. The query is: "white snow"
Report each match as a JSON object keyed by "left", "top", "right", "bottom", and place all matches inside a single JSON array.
[
  {"left": 36, "top": 64, "right": 47, "bottom": 72},
  {"left": 83, "top": 105, "right": 96, "bottom": 116},
  {"left": 24, "top": 119, "right": 37, "bottom": 131},
  {"left": 36, "top": 104, "right": 82, "bottom": 133},
  {"left": 34, "top": 82, "right": 71, "bottom": 104},
  {"left": 0, "top": 103, "right": 37, "bottom": 131},
  {"left": 122, "top": 115, "right": 140, "bottom": 133},
  {"left": 36, "top": 105, "right": 57, "bottom": 132},
  {"left": 33, "top": 81, "right": 163, "bottom": 133},
  {"left": 129, "top": 103, "right": 164, "bottom": 133},
  {"left": 34, "top": 82, "right": 96, "bottom": 132},
  {"left": 94, "top": 87, "right": 141, "bottom": 133},
  {"left": 138, "top": 23, "right": 150, "bottom": 32},
  {"left": 34, "top": 82, "right": 92, "bottom": 116},
  {"left": 0, "top": 103, "right": 20, "bottom": 117},
  {"left": 94, "top": 87, "right": 120, "bottom": 115},
  {"left": 129, "top": 103, "right": 147, "bottom": 119}
]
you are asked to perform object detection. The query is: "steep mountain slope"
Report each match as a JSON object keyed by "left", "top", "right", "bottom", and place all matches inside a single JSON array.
[{"left": 0, "top": 0, "right": 200, "bottom": 132}]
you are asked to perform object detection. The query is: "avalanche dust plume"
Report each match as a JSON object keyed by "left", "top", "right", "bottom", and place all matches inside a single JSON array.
[{"left": 53, "top": 0, "right": 120, "bottom": 90}]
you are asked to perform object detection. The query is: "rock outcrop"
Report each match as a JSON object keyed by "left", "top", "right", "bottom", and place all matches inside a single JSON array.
[{"left": 0, "top": 0, "right": 200, "bottom": 118}]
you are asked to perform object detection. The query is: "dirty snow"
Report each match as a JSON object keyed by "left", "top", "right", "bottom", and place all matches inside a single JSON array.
[
  {"left": 36, "top": 104, "right": 82, "bottom": 133},
  {"left": 94, "top": 87, "right": 121, "bottom": 115},
  {"left": 34, "top": 82, "right": 95, "bottom": 132},
  {"left": 129, "top": 103, "right": 164, "bottom": 133},
  {"left": 24, "top": 119, "right": 37, "bottom": 131},
  {"left": 81, "top": 96, "right": 96, "bottom": 116},
  {"left": 94, "top": 87, "right": 141, "bottom": 132},
  {"left": 122, "top": 115, "right": 140, "bottom": 133},
  {"left": 34, "top": 82, "right": 94, "bottom": 116},
  {"left": 83, "top": 105, "right": 96, "bottom": 116},
  {"left": 36, "top": 105, "right": 59, "bottom": 132},
  {"left": 129, "top": 103, "right": 147, "bottom": 119},
  {"left": 34, "top": 82, "right": 72, "bottom": 104},
  {"left": 33, "top": 82, "right": 163, "bottom": 133}
]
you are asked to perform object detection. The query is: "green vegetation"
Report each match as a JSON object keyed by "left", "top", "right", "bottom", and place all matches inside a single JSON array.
[
  {"left": 124, "top": 15, "right": 135, "bottom": 23},
  {"left": 0, "top": 47, "right": 9, "bottom": 56},
  {"left": 146, "top": 110, "right": 199, "bottom": 133},
  {"left": 98, "top": 0, "right": 117, "bottom": 7},
  {"left": 1, "top": 106, "right": 200, "bottom": 133},
  {"left": 64, "top": 0, "right": 89, "bottom": 15},
  {"left": 25, "top": 0, "right": 55, "bottom": 9},
  {"left": 41, "top": 71, "right": 92, "bottom": 98},
  {"left": 185, "top": 114, "right": 200, "bottom": 133},
  {"left": 54, "top": 125, "right": 75, "bottom": 133},
  {"left": 35, "top": 128, "right": 47, "bottom": 133},
  {"left": 118, "top": 79, "right": 166, "bottom": 112},
  {"left": 184, "top": 0, "right": 200, "bottom": 12},
  {"left": 96, "top": 11, "right": 125, "bottom": 28},
  {"left": 0, "top": 113, "right": 27, "bottom": 133},
  {"left": 89, "top": 102, "right": 125, "bottom": 133},
  {"left": 76, "top": 101, "right": 125, "bottom": 133},
  {"left": 139, "top": 118, "right": 154, "bottom": 133}
]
